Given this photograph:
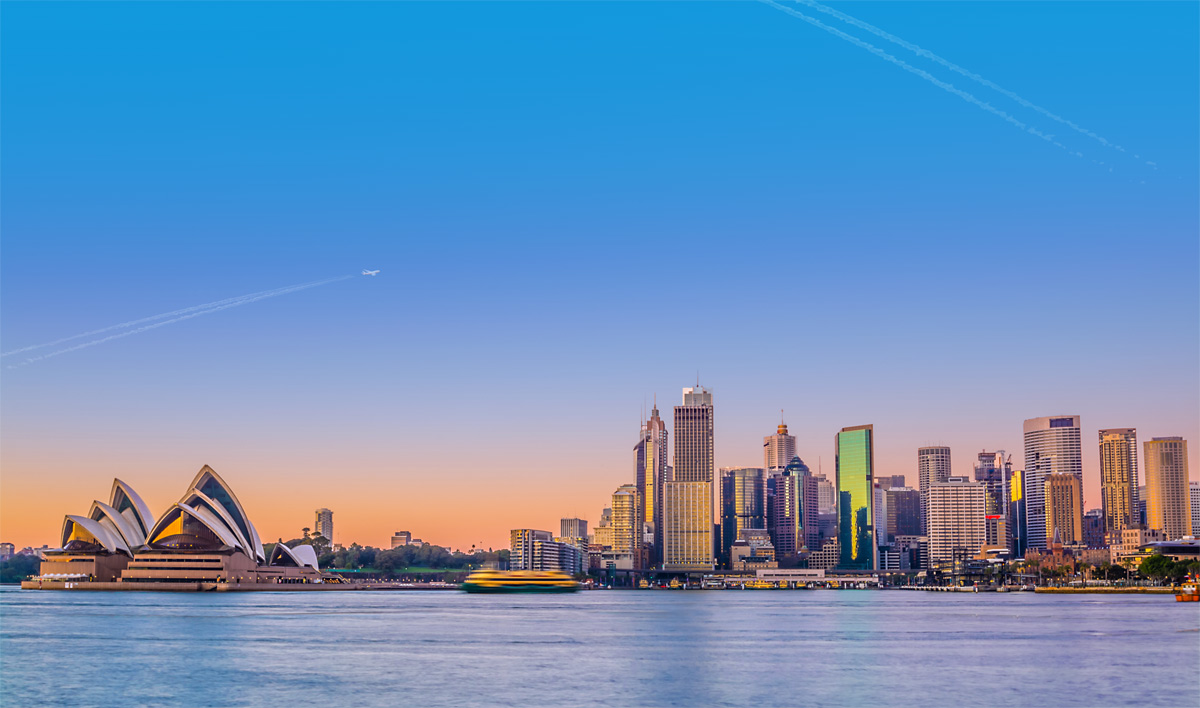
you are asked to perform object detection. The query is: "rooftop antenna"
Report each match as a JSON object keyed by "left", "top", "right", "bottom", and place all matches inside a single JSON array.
[{"left": 781, "top": 408, "right": 785, "bottom": 425}]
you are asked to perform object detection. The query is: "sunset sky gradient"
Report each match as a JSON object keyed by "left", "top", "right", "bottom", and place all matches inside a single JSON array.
[{"left": 2, "top": 1, "right": 1197, "bottom": 551}]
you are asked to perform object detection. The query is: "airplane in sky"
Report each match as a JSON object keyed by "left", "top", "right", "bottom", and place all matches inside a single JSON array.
[{"left": 362, "top": 269, "right": 380, "bottom": 276}]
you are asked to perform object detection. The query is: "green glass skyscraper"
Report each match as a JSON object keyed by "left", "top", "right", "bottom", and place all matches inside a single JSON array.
[{"left": 836, "top": 424, "right": 876, "bottom": 570}]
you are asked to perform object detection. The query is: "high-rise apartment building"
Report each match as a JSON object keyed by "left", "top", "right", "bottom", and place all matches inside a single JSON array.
[
  {"left": 664, "top": 385, "right": 715, "bottom": 570},
  {"left": 720, "top": 468, "right": 765, "bottom": 567},
  {"left": 593, "top": 508, "right": 614, "bottom": 549},
  {"left": 1023, "top": 416, "right": 1083, "bottom": 551},
  {"left": 635, "top": 403, "right": 669, "bottom": 566},
  {"left": 1044, "top": 473, "right": 1083, "bottom": 545},
  {"left": 764, "top": 422, "right": 797, "bottom": 472},
  {"left": 918, "top": 446, "right": 952, "bottom": 534},
  {"left": 1098, "top": 428, "right": 1139, "bottom": 538},
  {"left": 560, "top": 518, "right": 588, "bottom": 539},
  {"left": 314, "top": 508, "right": 333, "bottom": 542},
  {"left": 610, "top": 485, "right": 641, "bottom": 559},
  {"left": 510, "top": 529, "right": 583, "bottom": 573},
  {"left": 1191, "top": 482, "right": 1200, "bottom": 538},
  {"left": 1144, "top": 437, "right": 1191, "bottom": 540},
  {"left": 836, "top": 425, "right": 876, "bottom": 570},
  {"left": 927, "top": 478, "right": 986, "bottom": 569}
]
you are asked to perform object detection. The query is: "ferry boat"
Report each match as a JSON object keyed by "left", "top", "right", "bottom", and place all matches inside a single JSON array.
[
  {"left": 461, "top": 570, "right": 580, "bottom": 594},
  {"left": 1175, "top": 582, "right": 1199, "bottom": 602}
]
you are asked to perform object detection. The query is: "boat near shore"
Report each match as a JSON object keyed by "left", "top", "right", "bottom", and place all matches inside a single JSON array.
[{"left": 461, "top": 570, "right": 579, "bottom": 594}]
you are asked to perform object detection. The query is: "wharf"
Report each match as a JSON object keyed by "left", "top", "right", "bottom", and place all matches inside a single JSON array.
[
  {"left": 1034, "top": 586, "right": 1175, "bottom": 594},
  {"left": 20, "top": 580, "right": 459, "bottom": 592}
]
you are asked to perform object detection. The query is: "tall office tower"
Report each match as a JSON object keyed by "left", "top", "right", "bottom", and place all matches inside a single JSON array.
[
  {"left": 560, "top": 518, "right": 588, "bottom": 539},
  {"left": 836, "top": 425, "right": 876, "bottom": 570},
  {"left": 1144, "top": 437, "right": 1191, "bottom": 539},
  {"left": 314, "top": 508, "right": 333, "bottom": 542},
  {"left": 816, "top": 476, "right": 836, "bottom": 515},
  {"left": 719, "top": 468, "right": 765, "bottom": 567},
  {"left": 664, "top": 385, "right": 715, "bottom": 570},
  {"left": 1023, "top": 416, "right": 1083, "bottom": 551},
  {"left": 1044, "top": 473, "right": 1083, "bottom": 545},
  {"left": 1191, "top": 482, "right": 1200, "bottom": 538},
  {"left": 634, "top": 403, "right": 669, "bottom": 566},
  {"left": 927, "top": 478, "right": 986, "bottom": 569},
  {"left": 663, "top": 482, "right": 714, "bottom": 569},
  {"left": 918, "top": 446, "right": 952, "bottom": 534},
  {"left": 1098, "top": 429, "right": 1139, "bottom": 538},
  {"left": 886, "top": 487, "right": 922, "bottom": 538},
  {"left": 974, "top": 451, "right": 1012, "bottom": 548},
  {"left": 764, "top": 422, "right": 797, "bottom": 472},
  {"left": 610, "top": 485, "right": 642, "bottom": 560},
  {"left": 1009, "top": 470, "right": 1027, "bottom": 556},
  {"left": 769, "top": 456, "right": 819, "bottom": 558}
]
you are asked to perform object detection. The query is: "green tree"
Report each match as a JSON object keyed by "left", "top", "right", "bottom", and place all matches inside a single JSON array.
[{"left": 0, "top": 555, "right": 41, "bottom": 583}]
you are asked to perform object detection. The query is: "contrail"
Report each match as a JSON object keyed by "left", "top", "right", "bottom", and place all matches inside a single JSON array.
[
  {"left": 790, "top": 0, "right": 1135, "bottom": 158},
  {"left": 759, "top": 0, "right": 1079, "bottom": 157},
  {"left": 1, "top": 279, "right": 334, "bottom": 358},
  {"left": 6, "top": 275, "right": 355, "bottom": 368}
]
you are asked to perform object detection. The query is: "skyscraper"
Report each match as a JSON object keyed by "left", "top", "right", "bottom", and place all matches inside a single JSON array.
[
  {"left": 1144, "top": 437, "right": 1191, "bottom": 540},
  {"left": 1023, "top": 416, "right": 1083, "bottom": 551},
  {"left": 769, "top": 456, "right": 818, "bottom": 558},
  {"left": 764, "top": 421, "right": 796, "bottom": 472},
  {"left": 974, "top": 451, "right": 1012, "bottom": 549},
  {"left": 927, "top": 478, "right": 986, "bottom": 569},
  {"left": 314, "top": 508, "right": 333, "bottom": 543},
  {"left": 664, "top": 385, "right": 715, "bottom": 570},
  {"left": 1044, "top": 473, "right": 1083, "bottom": 545},
  {"left": 1098, "top": 428, "right": 1139, "bottom": 538},
  {"left": 1191, "top": 482, "right": 1200, "bottom": 539},
  {"left": 719, "top": 468, "right": 765, "bottom": 568},
  {"left": 918, "top": 446, "right": 952, "bottom": 534},
  {"left": 635, "top": 402, "right": 669, "bottom": 566},
  {"left": 836, "top": 425, "right": 876, "bottom": 570},
  {"left": 1009, "top": 469, "right": 1026, "bottom": 556},
  {"left": 610, "top": 485, "right": 641, "bottom": 563}
]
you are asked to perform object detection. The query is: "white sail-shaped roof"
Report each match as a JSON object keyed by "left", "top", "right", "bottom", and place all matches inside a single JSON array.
[
  {"left": 109, "top": 478, "right": 155, "bottom": 540},
  {"left": 180, "top": 490, "right": 253, "bottom": 556},
  {"left": 88, "top": 500, "right": 145, "bottom": 548},
  {"left": 290, "top": 544, "right": 319, "bottom": 569},
  {"left": 181, "top": 466, "right": 265, "bottom": 563},
  {"left": 146, "top": 504, "right": 242, "bottom": 552},
  {"left": 61, "top": 515, "right": 130, "bottom": 557},
  {"left": 267, "top": 542, "right": 304, "bottom": 567}
]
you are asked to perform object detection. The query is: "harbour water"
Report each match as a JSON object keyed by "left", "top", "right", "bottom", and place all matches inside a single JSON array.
[{"left": 2, "top": 586, "right": 1197, "bottom": 707}]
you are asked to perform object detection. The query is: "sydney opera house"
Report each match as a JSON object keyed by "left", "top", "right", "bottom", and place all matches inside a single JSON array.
[{"left": 31, "top": 465, "right": 333, "bottom": 589}]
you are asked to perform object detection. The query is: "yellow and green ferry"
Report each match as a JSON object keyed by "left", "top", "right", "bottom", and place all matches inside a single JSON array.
[{"left": 461, "top": 570, "right": 580, "bottom": 594}]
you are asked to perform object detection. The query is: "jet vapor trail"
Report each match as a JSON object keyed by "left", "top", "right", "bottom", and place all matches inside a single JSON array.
[
  {"left": 7, "top": 275, "right": 354, "bottom": 368},
  {"left": 1, "top": 279, "right": 334, "bottom": 358},
  {"left": 791, "top": 0, "right": 1135, "bottom": 158},
  {"left": 759, "top": 0, "right": 1078, "bottom": 156}
]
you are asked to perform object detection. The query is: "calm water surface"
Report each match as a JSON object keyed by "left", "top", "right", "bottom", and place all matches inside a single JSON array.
[{"left": 2, "top": 586, "right": 1197, "bottom": 707}]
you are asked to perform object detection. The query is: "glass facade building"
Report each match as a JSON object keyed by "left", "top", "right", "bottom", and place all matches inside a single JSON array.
[
  {"left": 836, "top": 425, "right": 876, "bottom": 570},
  {"left": 720, "top": 468, "right": 765, "bottom": 568}
]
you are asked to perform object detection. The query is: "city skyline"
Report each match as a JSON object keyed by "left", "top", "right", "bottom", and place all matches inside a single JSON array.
[{"left": 2, "top": 2, "right": 1197, "bottom": 552}]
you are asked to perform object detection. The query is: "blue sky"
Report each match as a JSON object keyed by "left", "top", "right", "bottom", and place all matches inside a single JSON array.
[{"left": 2, "top": 1, "right": 1196, "bottom": 549}]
